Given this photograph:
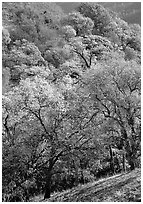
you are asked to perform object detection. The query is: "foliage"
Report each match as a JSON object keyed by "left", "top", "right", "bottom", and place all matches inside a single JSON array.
[
  {"left": 84, "top": 58, "right": 141, "bottom": 170},
  {"left": 2, "top": 2, "right": 64, "bottom": 52},
  {"left": 60, "top": 25, "right": 76, "bottom": 41},
  {"left": 61, "top": 12, "right": 94, "bottom": 36},
  {"left": 77, "top": 3, "right": 112, "bottom": 36},
  {"left": 2, "top": 38, "right": 46, "bottom": 89},
  {"left": 2, "top": 2, "right": 140, "bottom": 202}
]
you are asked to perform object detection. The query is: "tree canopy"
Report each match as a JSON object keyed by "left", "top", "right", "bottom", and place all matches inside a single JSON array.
[{"left": 2, "top": 2, "right": 141, "bottom": 202}]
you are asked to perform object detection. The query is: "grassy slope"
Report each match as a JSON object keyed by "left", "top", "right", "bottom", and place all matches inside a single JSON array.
[{"left": 36, "top": 168, "right": 141, "bottom": 202}]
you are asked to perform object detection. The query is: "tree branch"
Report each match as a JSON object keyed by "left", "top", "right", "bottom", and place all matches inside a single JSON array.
[{"left": 74, "top": 50, "right": 90, "bottom": 68}]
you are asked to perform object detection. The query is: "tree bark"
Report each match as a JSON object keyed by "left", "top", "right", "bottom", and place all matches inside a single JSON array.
[
  {"left": 109, "top": 145, "right": 115, "bottom": 174},
  {"left": 80, "top": 170, "right": 84, "bottom": 184},
  {"left": 44, "top": 171, "right": 52, "bottom": 199},
  {"left": 121, "top": 129, "right": 136, "bottom": 171},
  {"left": 43, "top": 150, "right": 64, "bottom": 199},
  {"left": 128, "top": 157, "right": 135, "bottom": 170},
  {"left": 122, "top": 152, "right": 126, "bottom": 172}
]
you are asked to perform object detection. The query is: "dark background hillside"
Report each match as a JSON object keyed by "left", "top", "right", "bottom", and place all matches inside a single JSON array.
[{"left": 56, "top": 2, "right": 141, "bottom": 25}]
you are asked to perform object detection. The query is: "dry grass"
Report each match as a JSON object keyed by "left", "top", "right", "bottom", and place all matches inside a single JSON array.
[{"left": 31, "top": 168, "right": 141, "bottom": 202}]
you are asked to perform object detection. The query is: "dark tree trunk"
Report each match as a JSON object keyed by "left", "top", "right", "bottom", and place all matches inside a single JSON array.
[
  {"left": 44, "top": 171, "right": 52, "bottom": 199},
  {"left": 122, "top": 130, "right": 136, "bottom": 171},
  {"left": 130, "top": 162, "right": 135, "bottom": 171},
  {"left": 43, "top": 151, "right": 63, "bottom": 200},
  {"left": 122, "top": 152, "right": 126, "bottom": 172},
  {"left": 80, "top": 170, "right": 84, "bottom": 184},
  {"left": 44, "top": 182, "right": 51, "bottom": 199},
  {"left": 128, "top": 158, "right": 135, "bottom": 170},
  {"left": 126, "top": 148, "right": 136, "bottom": 171},
  {"left": 109, "top": 145, "right": 115, "bottom": 174}
]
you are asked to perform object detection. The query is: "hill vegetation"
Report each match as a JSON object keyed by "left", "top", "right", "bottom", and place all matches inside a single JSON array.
[
  {"left": 100, "top": 2, "right": 141, "bottom": 25},
  {"left": 43, "top": 168, "right": 140, "bottom": 202},
  {"left": 57, "top": 2, "right": 141, "bottom": 25},
  {"left": 2, "top": 2, "right": 141, "bottom": 202}
]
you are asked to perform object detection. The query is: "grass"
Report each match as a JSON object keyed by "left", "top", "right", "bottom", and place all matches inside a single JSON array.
[{"left": 30, "top": 168, "right": 141, "bottom": 202}]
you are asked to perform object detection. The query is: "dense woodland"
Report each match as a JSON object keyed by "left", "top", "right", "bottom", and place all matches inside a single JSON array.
[{"left": 2, "top": 2, "right": 141, "bottom": 202}]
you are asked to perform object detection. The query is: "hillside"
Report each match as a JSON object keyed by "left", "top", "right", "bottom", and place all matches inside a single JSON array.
[
  {"left": 2, "top": 2, "right": 141, "bottom": 202},
  {"left": 56, "top": 2, "right": 141, "bottom": 25},
  {"left": 100, "top": 2, "right": 141, "bottom": 25},
  {"left": 31, "top": 169, "right": 141, "bottom": 202}
]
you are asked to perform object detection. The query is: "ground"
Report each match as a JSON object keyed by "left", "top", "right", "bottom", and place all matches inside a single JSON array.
[{"left": 30, "top": 168, "right": 141, "bottom": 202}]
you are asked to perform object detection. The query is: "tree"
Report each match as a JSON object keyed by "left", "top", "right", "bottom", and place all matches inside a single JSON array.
[
  {"left": 77, "top": 2, "right": 141, "bottom": 56},
  {"left": 84, "top": 57, "right": 140, "bottom": 170},
  {"left": 2, "top": 27, "right": 11, "bottom": 93},
  {"left": 61, "top": 12, "right": 94, "bottom": 36},
  {"left": 62, "top": 34, "right": 113, "bottom": 70},
  {"left": 127, "top": 24, "right": 141, "bottom": 51},
  {"left": 2, "top": 58, "right": 102, "bottom": 200},
  {"left": 2, "top": 2, "right": 141, "bottom": 201},
  {"left": 77, "top": 3, "right": 112, "bottom": 36},
  {"left": 2, "top": 38, "right": 46, "bottom": 89},
  {"left": 2, "top": 2, "right": 64, "bottom": 52},
  {"left": 60, "top": 25, "right": 76, "bottom": 41}
]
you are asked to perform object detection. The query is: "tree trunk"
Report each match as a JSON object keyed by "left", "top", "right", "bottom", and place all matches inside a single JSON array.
[
  {"left": 44, "top": 171, "right": 52, "bottom": 199},
  {"left": 125, "top": 141, "right": 136, "bottom": 171},
  {"left": 43, "top": 150, "right": 63, "bottom": 199},
  {"left": 80, "top": 170, "right": 84, "bottom": 184},
  {"left": 122, "top": 131, "right": 136, "bottom": 171},
  {"left": 128, "top": 158, "right": 135, "bottom": 170},
  {"left": 122, "top": 152, "right": 126, "bottom": 172},
  {"left": 109, "top": 145, "right": 115, "bottom": 174}
]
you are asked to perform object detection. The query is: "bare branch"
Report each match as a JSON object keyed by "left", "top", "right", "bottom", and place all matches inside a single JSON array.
[{"left": 74, "top": 49, "right": 90, "bottom": 68}]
